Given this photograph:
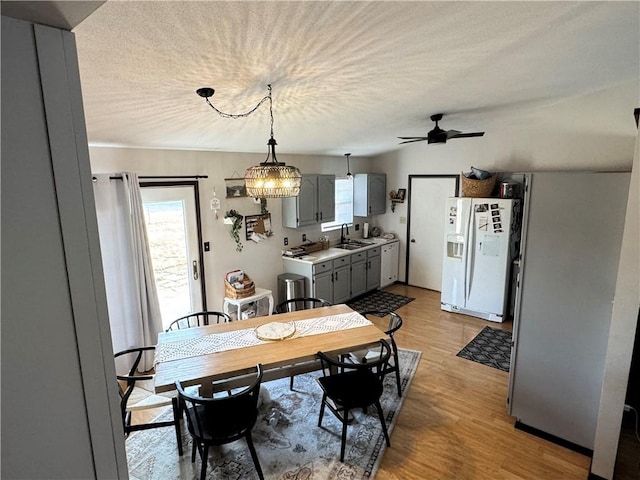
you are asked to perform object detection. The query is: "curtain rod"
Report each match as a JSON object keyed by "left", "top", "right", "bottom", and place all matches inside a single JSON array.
[{"left": 94, "top": 175, "right": 209, "bottom": 181}]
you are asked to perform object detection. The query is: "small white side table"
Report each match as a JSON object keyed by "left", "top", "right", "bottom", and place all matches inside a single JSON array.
[{"left": 223, "top": 287, "right": 274, "bottom": 320}]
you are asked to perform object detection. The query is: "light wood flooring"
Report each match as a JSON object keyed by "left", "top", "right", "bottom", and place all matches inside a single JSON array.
[{"left": 133, "top": 284, "right": 592, "bottom": 479}]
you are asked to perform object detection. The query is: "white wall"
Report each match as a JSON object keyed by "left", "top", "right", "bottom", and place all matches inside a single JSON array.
[{"left": 90, "top": 147, "right": 372, "bottom": 310}]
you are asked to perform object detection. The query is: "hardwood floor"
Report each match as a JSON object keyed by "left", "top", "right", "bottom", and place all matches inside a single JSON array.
[
  {"left": 371, "top": 284, "right": 590, "bottom": 480},
  {"left": 132, "top": 284, "right": 592, "bottom": 479}
]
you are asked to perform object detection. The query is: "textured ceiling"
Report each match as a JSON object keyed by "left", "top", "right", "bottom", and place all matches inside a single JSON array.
[{"left": 72, "top": 1, "right": 639, "bottom": 157}]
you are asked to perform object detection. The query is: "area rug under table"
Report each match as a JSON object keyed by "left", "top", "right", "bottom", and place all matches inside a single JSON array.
[
  {"left": 346, "top": 290, "right": 415, "bottom": 316},
  {"left": 456, "top": 326, "right": 512, "bottom": 372},
  {"left": 126, "top": 348, "right": 422, "bottom": 480}
]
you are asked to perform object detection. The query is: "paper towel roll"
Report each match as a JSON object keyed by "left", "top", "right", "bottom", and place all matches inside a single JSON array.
[{"left": 363, "top": 223, "right": 369, "bottom": 238}]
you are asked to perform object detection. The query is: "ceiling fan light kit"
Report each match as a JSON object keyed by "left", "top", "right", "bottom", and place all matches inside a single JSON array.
[
  {"left": 197, "top": 84, "right": 301, "bottom": 198},
  {"left": 398, "top": 113, "right": 485, "bottom": 145}
]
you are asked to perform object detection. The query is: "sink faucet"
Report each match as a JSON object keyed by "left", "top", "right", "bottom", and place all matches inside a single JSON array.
[{"left": 340, "top": 223, "right": 349, "bottom": 244}]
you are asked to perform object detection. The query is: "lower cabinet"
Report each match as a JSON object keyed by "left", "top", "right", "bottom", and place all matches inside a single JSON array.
[
  {"left": 282, "top": 244, "right": 386, "bottom": 305},
  {"left": 366, "top": 247, "right": 381, "bottom": 292},
  {"left": 332, "top": 256, "right": 351, "bottom": 304},
  {"left": 350, "top": 251, "right": 367, "bottom": 298}
]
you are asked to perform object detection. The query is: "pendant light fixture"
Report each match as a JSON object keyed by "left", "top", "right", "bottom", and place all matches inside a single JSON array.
[
  {"left": 344, "top": 153, "right": 353, "bottom": 180},
  {"left": 196, "top": 84, "right": 301, "bottom": 198}
]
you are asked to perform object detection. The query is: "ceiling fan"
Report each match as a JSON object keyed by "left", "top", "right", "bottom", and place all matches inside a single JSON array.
[{"left": 398, "top": 113, "right": 485, "bottom": 145}]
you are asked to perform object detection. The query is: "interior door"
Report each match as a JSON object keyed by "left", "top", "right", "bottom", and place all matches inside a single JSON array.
[
  {"left": 140, "top": 182, "right": 205, "bottom": 329},
  {"left": 407, "top": 175, "right": 459, "bottom": 291}
]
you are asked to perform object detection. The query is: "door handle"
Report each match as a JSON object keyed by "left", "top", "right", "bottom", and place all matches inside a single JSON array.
[
  {"left": 192, "top": 260, "right": 199, "bottom": 280},
  {"left": 410, "top": 239, "right": 416, "bottom": 243}
]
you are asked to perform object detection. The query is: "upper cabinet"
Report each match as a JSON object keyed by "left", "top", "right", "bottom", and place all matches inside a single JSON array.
[
  {"left": 282, "top": 174, "right": 335, "bottom": 228},
  {"left": 353, "top": 173, "right": 386, "bottom": 216}
]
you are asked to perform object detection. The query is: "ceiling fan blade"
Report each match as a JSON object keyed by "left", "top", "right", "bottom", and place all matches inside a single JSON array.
[
  {"left": 449, "top": 131, "right": 485, "bottom": 139},
  {"left": 398, "top": 137, "right": 428, "bottom": 144},
  {"left": 444, "top": 129, "right": 462, "bottom": 139}
]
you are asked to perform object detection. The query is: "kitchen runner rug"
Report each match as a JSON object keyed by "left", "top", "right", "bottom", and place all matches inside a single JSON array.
[
  {"left": 126, "top": 348, "right": 421, "bottom": 480},
  {"left": 347, "top": 290, "right": 414, "bottom": 316},
  {"left": 456, "top": 326, "right": 512, "bottom": 372}
]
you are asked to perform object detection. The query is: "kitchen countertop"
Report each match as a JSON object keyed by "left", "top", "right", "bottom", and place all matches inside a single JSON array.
[{"left": 282, "top": 237, "right": 398, "bottom": 265}]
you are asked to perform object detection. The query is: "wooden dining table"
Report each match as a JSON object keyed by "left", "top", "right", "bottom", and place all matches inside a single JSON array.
[{"left": 154, "top": 304, "right": 386, "bottom": 396}]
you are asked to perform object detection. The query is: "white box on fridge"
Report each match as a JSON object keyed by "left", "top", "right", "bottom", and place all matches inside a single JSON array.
[{"left": 441, "top": 197, "right": 520, "bottom": 322}]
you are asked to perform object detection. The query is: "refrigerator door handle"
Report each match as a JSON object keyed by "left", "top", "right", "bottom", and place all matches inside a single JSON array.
[{"left": 465, "top": 205, "right": 475, "bottom": 304}]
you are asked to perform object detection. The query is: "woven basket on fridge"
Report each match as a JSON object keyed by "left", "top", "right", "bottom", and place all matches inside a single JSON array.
[{"left": 460, "top": 172, "right": 497, "bottom": 198}]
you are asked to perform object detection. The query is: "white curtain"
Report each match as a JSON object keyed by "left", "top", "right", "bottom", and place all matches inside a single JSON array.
[{"left": 93, "top": 173, "right": 162, "bottom": 372}]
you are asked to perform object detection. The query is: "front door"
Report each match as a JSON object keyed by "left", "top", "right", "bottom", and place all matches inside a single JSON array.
[
  {"left": 407, "top": 175, "right": 459, "bottom": 291},
  {"left": 140, "top": 182, "right": 205, "bottom": 329}
]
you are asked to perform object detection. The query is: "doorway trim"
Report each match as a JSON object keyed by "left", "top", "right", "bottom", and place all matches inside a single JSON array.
[
  {"left": 139, "top": 180, "right": 208, "bottom": 311},
  {"left": 405, "top": 174, "right": 460, "bottom": 285}
]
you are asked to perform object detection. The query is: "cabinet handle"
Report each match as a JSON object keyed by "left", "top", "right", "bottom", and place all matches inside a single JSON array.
[
  {"left": 315, "top": 212, "right": 319, "bottom": 222},
  {"left": 335, "top": 271, "right": 338, "bottom": 281},
  {"left": 320, "top": 211, "right": 323, "bottom": 221}
]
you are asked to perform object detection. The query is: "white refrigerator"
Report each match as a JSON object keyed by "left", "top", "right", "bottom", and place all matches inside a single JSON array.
[{"left": 441, "top": 197, "right": 520, "bottom": 322}]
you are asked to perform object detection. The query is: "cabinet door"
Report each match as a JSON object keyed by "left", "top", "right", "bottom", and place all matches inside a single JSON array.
[
  {"left": 366, "top": 254, "right": 382, "bottom": 291},
  {"left": 380, "top": 242, "right": 399, "bottom": 287},
  {"left": 368, "top": 174, "right": 387, "bottom": 215},
  {"left": 333, "top": 264, "right": 351, "bottom": 304},
  {"left": 313, "top": 270, "right": 333, "bottom": 303},
  {"left": 351, "top": 260, "right": 367, "bottom": 298},
  {"left": 317, "top": 175, "right": 335, "bottom": 224},
  {"left": 296, "top": 175, "right": 319, "bottom": 226}
]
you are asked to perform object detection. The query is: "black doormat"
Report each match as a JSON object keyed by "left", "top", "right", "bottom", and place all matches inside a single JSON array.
[
  {"left": 347, "top": 290, "right": 415, "bottom": 316},
  {"left": 457, "top": 326, "right": 512, "bottom": 372}
]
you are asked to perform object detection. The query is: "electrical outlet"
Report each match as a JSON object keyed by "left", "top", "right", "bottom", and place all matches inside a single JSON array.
[
  {"left": 284, "top": 237, "right": 288, "bottom": 246},
  {"left": 354, "top": 223, "right": 360, "bottom": 231},
  {"left": 204, "top": 242, "right": 210, "bottom": 252},
  {"left": 302, "top": 234, "right": 307, "bottom": 242}
]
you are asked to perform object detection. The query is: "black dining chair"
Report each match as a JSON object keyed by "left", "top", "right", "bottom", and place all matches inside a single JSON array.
[
  {"left": 316, "top": 339, "right": 392, "bottom": 462},
  {"left": 347, "top": 310, "right": 404, "bottom": 396},
  {"left": 115, "top": 346, "right": 183, "bottom": 455},
  {"left": 176, "top": 364, "right": 264, "bottom": 480},
  {"left": 274, "top": 297, "right": 332, "bottom": 314},
  {"left": 274, "top": 297, "right": 332, "bottom": 389},
  {"left": 165, "top": 311, "right": 231, "bottom": 331}
]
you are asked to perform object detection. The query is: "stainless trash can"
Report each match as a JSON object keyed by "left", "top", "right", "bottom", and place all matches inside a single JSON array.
[{"left": 277, "top": 273, "right": 306, "bottom": 311}]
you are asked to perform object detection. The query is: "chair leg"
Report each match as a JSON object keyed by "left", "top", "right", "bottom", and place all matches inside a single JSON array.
[
  {"left": 246, "top": 432, "right": 264, "bottom": 480},
  {"left": 199, "top": 444, "right": 209, "bottom": 480},
  {"left": 318, "top": 393, "right": 327, "bottom": 426},
  {"left": 340, "top": 408, "right": 350, "bottom": 462},
  {"left": 373, "top": 401, "right": 391, "bottom": 447},
  {"left": 289, "top": 375, "right": 295, "bottom": 390},
  {"left": 191, "top": 440, "right": 197, "bottom": 463},
  {"left": 394, "top": 362, "right": 402, "bottom": 397},
  {"left": 171, "top": 397, "right": 183, "bottom": 455}
]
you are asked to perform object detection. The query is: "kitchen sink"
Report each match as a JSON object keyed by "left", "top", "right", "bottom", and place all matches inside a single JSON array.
[{"left": 335, "top": 240, "right": 374, "bottom": 250}]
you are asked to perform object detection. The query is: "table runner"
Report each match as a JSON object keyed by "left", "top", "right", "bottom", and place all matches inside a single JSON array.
[{"left": 155, "top": 311, "right": 373, "bottom": 364}]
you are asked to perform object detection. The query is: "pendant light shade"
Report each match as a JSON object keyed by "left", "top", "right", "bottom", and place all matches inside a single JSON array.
[
  {"left": 245, "top": 138, "right": 302, "bottom": 198},
  {"left": 345, "top": 152, "right": 353, "bottom": 180}
]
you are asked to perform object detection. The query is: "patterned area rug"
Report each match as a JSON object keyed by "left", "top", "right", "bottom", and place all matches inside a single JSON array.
[
  {"left": 347, "top": 290, "right": 415, "bottom": 316},
  {"left": 126, "top": 348, "right": 422, "bottom": 480},
  {"left": 456, "top": 326, "right": 512, "bottom": 372}
]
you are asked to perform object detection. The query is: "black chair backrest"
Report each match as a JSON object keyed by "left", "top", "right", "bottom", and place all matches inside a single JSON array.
[
  {"left": 166, "top": 311, "right": 231, "bottom": 331},
  {"left": 317, "top": 339, "right": 391, "bottom": 377},
  {"left": 362, "top": 310, "right": 403, "bottom": 337},
  {"left": 114, "top": 346, "right": 155, "bottom": 415},
  {"left": 175, "top": 364, "right": 263, "bottom": 439},
  {"left": 275, "top": 297, "right": 332, "bottom": 314}
]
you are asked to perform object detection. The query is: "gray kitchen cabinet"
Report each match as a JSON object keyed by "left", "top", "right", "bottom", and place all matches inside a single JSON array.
[
  {"left": 332, "top": 256, "right": 351, "bottom": 304},
  {"left": 353, "top": 173, "right": 386, "bottom": 216},
  {"left": 282, "top": 174, "right": 335, "bottom": 228},
  {"left": 366, "top": 247, "right": 382, "bottom": 291},
  {"left": 350, "top": 251, "right": 367, "bottom": 298}
]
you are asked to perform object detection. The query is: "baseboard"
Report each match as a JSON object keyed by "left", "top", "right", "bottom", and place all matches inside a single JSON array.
[{"left": 514, "top": 421, "right": 593, "bottom": 457}]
